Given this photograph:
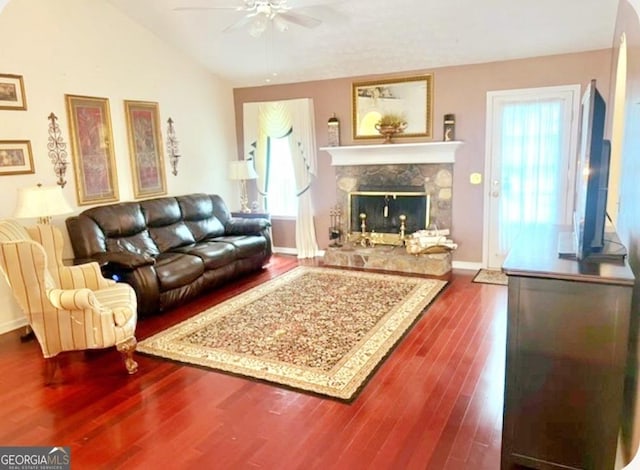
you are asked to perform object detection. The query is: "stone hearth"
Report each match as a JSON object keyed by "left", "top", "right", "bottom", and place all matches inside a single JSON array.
[{"left": 323, "top": 246, "right": 451, "bottom": 277}]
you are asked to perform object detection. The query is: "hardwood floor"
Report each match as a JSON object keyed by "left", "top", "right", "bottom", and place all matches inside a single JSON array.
[{"left": 0, "top": 255, "right": 507, "bottom": 469}]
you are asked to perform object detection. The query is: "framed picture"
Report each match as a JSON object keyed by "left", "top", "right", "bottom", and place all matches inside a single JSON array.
[
  {"left": 352, "top": 74, "right": 433, "bottom": 140},
  {"left": 124, "top": 100, "right": 167, "bottom": 199},
  {"left": 65, "top": 94, "right": 119, "bottom": 205},
  {"left": 0, "top": 74, "right": 27, "bottom": 110},
  {"left": 0, "top": 141, "right": 34, "bottom": 175}
]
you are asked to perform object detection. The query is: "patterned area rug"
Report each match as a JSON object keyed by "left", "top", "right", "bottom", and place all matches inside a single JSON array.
[
  {"left": 138, "top": 266, "right": 446, "bottom": 401},
  {"left": 472, "top": 269, "right": 508, "bottom": 286}
]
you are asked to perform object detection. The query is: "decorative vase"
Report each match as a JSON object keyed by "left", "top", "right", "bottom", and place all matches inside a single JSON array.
[{"left": 375, "top": 122, "right": 407, "bottom": 143}]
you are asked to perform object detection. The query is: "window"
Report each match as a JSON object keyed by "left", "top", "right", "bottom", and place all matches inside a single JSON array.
[
  {"left": 500, "top": 99, "right": 565, "bottom": 228},
  {"left": 266, "top": 135, "right": 297, "bottom": 217}
]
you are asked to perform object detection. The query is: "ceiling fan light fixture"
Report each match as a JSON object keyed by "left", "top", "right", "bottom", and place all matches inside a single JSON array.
[
  {"left": 173, "top": 0, "right": 321, "bottom": 37},
  {"left": 248, "top": 13, "right": 268, "bottom": 37},
  {"left": 256, "top": 3, "right": 272, "bottom": 16}
]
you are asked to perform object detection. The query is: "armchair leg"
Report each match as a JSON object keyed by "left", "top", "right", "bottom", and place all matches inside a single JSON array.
[
  {"left": 20, "top": 325, "right": 35, "bottom": 342},
  {"left": 43, "top": 357, "right": 59, "bottom": 385},
  {"left": 117, "top": 337, "right": 138, "bottom": 375}
]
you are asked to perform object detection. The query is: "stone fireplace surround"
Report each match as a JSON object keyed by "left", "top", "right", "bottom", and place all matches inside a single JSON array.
[
  {"left": 321, "top": 142, "right": 462, "bottom": 240},
  {"left": 320, "top": 141, "right": 462, "bottom": 276}
]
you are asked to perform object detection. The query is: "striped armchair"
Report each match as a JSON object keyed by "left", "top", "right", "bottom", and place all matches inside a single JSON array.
[{"left": 0, "top": 219, "right": 138, "bottom": 383}]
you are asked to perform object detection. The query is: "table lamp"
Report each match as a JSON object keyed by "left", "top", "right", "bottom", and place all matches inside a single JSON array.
[
  {"left": 228, "top": 160, "right": 258, "bottom": 213},
  {"left": 14, "top": 184, "right": 73, "bottom": 224}
]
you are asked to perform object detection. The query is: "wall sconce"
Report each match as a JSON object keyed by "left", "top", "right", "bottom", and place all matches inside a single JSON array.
[
  {"left": 228, "top": 160, "right": 258, "bottom": 213},
  {"left": 47, "top": 112, "right": 69, "bottom": 187},
  {"left": 166, "top": 117, "right": 180, "bottom": 176},
  {"left": 14, "top": 184, "right": 73, "bottom": 224}
]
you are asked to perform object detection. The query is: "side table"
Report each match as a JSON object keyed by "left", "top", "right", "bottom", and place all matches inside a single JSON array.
[{"left": 231, "top": 211, "right": 271, "bottom": 222}]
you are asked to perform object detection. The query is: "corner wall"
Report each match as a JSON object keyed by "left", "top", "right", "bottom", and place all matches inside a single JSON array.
[{"left": 0, "top": 0, "right": 238, "bottom": 333}]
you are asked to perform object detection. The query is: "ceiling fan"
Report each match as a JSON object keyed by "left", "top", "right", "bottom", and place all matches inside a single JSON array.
[{"left": 173, "top": 0, "right": 323, "bottom": 37}]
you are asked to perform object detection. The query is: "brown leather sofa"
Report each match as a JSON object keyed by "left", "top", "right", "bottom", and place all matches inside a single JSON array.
[{"left": 66, "top": 193, "right": 271, "bottom": 317}]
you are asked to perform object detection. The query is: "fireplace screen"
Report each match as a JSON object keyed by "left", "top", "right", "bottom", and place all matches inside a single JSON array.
[{"left": 348, "top": 191, "right": 430, "bottom": 243}]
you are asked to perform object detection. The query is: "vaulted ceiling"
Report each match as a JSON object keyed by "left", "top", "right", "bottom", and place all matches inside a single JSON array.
[{"left": 106, "top": 0, "right": 619, "bottom": 87}]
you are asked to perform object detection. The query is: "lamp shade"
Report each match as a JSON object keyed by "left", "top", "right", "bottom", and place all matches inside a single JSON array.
[
  {"left": 14, "top": 185, "right": 73, "bottom": 222},
  {"left": 228, "top": 160, "right": 258, "bottom": 181}
]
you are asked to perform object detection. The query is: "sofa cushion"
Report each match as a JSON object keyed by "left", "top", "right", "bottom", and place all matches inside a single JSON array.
[
  {"left": 87, "top": 202, "right": 147, "bottom": 237},
  {"left": 154, "top": 252, "right": 204, "bottom": 292},
  {"left": 139, "top": 197, "right": 196, "bottom": 252},
  {"left": 177, "top": 194, "right": 226, "bottom": 241},
  {"left": 106, "top": 231, "right": 160, "bottom": 257},
  {"left": 173, "top": 241, "right": 236, "bottom": 269},
  {"left": 214, "top": 235, "right": 266, "bottom": 259},
  {"left": 141, "top": 197, "right": 181, "bottom": 227},
  {"left": 149, "top": 222, "right": 196, "bottom": 253},
  {"left": 210, "top": 195, "right": 232, "bottom": 225}
]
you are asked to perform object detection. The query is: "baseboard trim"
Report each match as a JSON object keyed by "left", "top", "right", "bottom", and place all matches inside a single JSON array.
[
  {"left": 452, "top": 261, "right": 482, "bottom": 271},
  {"left": 0, "top": 317, "right": 27, "bottom": 336},
  {"left": 273, "top": 247, "right": 298, "bottom": 256}
]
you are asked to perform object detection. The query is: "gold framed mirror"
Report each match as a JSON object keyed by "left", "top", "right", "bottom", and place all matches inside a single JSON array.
[{"left": 352, "top": 74, "right": 433, "bottom": 140}]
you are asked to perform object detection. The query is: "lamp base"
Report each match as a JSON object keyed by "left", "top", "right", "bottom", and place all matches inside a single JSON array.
[
  {"left": 239, "top": 191, "right": 252, "bottom": 213},
  {"left": 238, "top": 180, "right": 253, "bottom": 214}
]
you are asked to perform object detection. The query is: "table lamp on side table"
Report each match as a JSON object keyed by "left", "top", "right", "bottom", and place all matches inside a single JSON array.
[
  {"left": 14, "top": 184, "right": 73, "bottom": 224},
  {"left": 229, "top": 160, "right": 258, "bottom": 213}
]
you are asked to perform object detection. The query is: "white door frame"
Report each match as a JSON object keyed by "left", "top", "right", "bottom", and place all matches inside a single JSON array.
[{"left": 482, "top": 85, "right": 581, "bottom": 268}]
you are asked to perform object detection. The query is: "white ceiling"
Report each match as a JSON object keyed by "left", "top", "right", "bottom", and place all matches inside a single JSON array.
[{"left": 106, "top": 0, "right": 619, "bottom": 88}]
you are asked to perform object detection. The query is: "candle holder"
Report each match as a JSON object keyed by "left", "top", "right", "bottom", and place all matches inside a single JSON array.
[
  {"left": 359, "top": 213, "right": 367, "bottom": 235},
  {"left": 166, "top": 117, "right": 181, "bottom": 176},
  {"left": 399, "top": 214, "right": 407, "bottom": 240},
  {"left": 46, "top": 112, "right": 68, "bottom": 188}
]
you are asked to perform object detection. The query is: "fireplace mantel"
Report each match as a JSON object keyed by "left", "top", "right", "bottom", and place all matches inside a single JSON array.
[{"left": 319, "top": 141, "right": 463, "bottom": 166}]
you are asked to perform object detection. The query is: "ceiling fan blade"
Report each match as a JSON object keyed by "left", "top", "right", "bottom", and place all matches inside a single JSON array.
[
  {"left": 172, "top": 6, "right": 242, "bottom": 11},
  {"left": 286, "top": 0, "right": 338, "bottom": 7},
  {"left": 222, "top": 11, "right": 260, "bottom": 32},
  {"left": 173, "top": 0, "right": 257, "bottom": 12},
  {"left": 276, "top": 11, "right": 321, "bottom": 28}
]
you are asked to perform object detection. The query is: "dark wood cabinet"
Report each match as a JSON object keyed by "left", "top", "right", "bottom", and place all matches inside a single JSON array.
[{"left": 501, "top": 225, "right": 634, "bottom": 470}]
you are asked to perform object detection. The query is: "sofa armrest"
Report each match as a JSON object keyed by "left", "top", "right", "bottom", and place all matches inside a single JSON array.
[
  {"left": 95, "top": 251, "right": 156, "bottom": 270},
  {"left": 225, "top": 217, "right": 271, "bottom": 235}
]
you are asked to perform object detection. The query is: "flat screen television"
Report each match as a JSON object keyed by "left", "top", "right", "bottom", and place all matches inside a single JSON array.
[{"left": 572, "top": 79, "right": 612, "bottom": 261}]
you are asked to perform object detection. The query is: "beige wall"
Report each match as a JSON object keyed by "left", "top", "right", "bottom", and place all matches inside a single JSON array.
[
  {"left": 0, "top": 0, "right": 238, "bottom": 333},
  {"left": 234, "top": 50, "right": 612, "bottom": 262},
  {"left": 612, "top": 0, "right": 640, "bottom": 464}
]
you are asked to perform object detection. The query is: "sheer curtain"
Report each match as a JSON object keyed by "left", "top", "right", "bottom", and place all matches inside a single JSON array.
[
  {"left": 499, "top": 99, "right": 565, "bottom": 253},
  {"left": 243, "top": 98, "right": 319, "bottom": 258}
]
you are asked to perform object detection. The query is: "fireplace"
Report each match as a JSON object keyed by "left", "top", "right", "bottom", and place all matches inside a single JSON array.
[
  {"left": 348, "top": 189, "right": 430, "bottom": 244},
  {"left": 321, "top": 142, "right": 462, "bottom": 275},
  {"left": 335, "top": 163, "right": 452, "bottom": 245}
]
